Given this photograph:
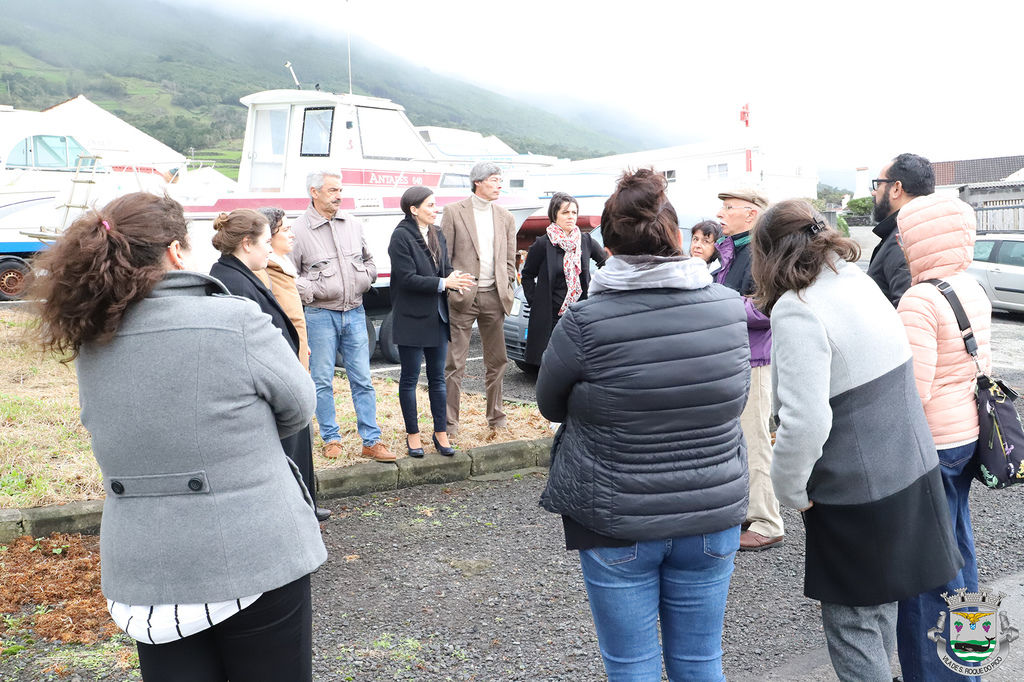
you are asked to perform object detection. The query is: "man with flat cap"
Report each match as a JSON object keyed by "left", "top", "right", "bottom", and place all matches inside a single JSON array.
[{"left": 715, "top": 188, "right": 784, "bottom": 551}]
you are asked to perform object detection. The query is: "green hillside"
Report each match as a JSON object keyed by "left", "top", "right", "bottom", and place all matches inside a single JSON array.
[{"left": 0, "top": 0, "right": 636, "bottom": 161}]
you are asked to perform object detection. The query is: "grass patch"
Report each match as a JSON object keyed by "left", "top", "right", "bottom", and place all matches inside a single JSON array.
[{"left": 1, "top": 308, "right": 550, "bottom": 509}]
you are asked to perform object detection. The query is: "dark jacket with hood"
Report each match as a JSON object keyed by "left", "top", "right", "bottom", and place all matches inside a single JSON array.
[{"left": 538, "top": 255, "right": 751, "bottom": 541}]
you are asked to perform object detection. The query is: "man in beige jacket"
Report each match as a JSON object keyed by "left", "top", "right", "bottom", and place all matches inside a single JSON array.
[
  {"left": 289, "top": 171, "right": 394, "bottom": 462},
  {"left": 442, "top": 162, "right": 517, "bottom": 434}
]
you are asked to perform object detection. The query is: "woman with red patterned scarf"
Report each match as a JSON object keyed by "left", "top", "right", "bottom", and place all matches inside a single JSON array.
[{"left": 520, "top": 192, "right": 606, "bottom": 370}]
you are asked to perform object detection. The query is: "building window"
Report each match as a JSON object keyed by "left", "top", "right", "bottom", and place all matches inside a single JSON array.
[
  {"left": 300, "top": 107, "right": 334, "bottom": 157},
  {"left": 707, "top": 163, "right": 728, "bottom": 179},
  {"left": 660, "top": 169, "right": 676, "bottom": 183}
]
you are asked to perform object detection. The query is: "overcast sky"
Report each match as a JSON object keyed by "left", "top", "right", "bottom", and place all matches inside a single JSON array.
[{"left": 178, "top": 0, "right": 1021, "bottom": 187}]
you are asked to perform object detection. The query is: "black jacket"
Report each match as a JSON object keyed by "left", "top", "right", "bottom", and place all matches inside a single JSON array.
[
  {"left": 211, "top": 254, "right": 300, "bottom": 355},
  {"left": 720, "top": 234, "right": 755, "bottom": 296},
  {"left": 520, "top": 233, "right": 605, "bottom": 366},
  {"left": 537, "top": 280, "right": 751, "bottom": 541},
  {"left": 866, "top": 211, "right": 911, "bottom": 307},
  {"left": 387, "top": 217, "right": 453, "bottom": 348}
]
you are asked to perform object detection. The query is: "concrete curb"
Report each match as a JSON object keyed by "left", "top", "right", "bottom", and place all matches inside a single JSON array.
[{"left": 0, "top": 437, "right": 554, "bottom": 543}]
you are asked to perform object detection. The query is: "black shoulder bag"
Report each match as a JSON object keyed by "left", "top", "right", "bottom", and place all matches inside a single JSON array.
[{"left": 926, "top": 279, "right": 1024, "bottom": 489}]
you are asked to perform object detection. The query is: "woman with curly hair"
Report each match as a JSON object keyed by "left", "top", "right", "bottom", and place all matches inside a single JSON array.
[{"left": 30, "top": 193, "right": 325, "bottom": 681}]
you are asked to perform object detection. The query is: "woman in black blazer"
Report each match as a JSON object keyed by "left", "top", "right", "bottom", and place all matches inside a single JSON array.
[
  {"left": 520, "top": 192, "right": 607, "bottom": 368},
  {"left": 388, "top": 188, "right": 474, "bottom": 457},
  {"left": 210, "top": 209, "right": 328, "bottom": 521}
]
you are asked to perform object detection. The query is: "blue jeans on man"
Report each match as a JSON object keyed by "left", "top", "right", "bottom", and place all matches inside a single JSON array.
[
  {"left": 304, "top": 305, "right": 381, "bottom": 447},
  {"left": 897, "top": 441, "right": 979, "bottom": 682},
  {"left": 577, "top": 526, "right": 739, "bottom": 681}
]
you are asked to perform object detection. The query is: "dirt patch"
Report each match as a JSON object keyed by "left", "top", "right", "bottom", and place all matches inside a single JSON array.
[{"left": 1, "top": 309, "right": 550, "bottom": 509}]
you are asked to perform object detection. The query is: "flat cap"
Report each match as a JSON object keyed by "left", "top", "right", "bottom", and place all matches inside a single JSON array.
[{"left": 717, "top": 187, "right": 769, "bottom": 210}]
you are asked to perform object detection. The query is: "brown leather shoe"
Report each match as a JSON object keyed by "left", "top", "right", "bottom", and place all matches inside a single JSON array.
[
  {"left": 741, "top": 528, "right": 778, "bottom": 548},
  {"left": 323, "top": 441, "right": 343, "bottom": 459},
  {"left": 361, "top": 441, "right": 396, "bottom": 462},
  {"left": 739, "top": 530, "right": 784, "bottom": 551}
]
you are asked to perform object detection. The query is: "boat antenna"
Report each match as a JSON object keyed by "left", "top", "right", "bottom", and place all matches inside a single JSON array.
[
  {"left": 346, "top": 0, "right": 353, "bottom": 94},
  {"left": 284, "top": 61, "right": 301, "bottom": 89}
]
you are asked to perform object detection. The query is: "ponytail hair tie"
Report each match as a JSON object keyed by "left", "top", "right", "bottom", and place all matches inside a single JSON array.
[{"left": 101, "top": 220, "right": 110, "bottom": 231}]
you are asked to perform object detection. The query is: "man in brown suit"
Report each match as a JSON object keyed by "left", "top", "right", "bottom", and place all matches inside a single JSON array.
[{"left": 441, "top": 162, "right": 517, "bottom": 434}]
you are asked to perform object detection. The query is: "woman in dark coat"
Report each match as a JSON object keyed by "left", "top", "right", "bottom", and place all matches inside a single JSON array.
[
  {"left": 520, "top": 192, "right": 606, "bottom": 368},
  {"left": 388, "top": 187, "right": 474, "bottom": 457},
  {"left": 210, "top": 209, "right": 329, "bottom": 521}
]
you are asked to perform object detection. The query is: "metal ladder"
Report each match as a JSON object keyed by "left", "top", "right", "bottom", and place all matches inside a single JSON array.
[{"left": 56, "top": 154, "right": 103, "bottom": 233}]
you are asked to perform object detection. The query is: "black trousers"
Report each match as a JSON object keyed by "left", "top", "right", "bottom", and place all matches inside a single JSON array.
[
  {"left": 398, "top": 342, "right": 448, "bottom": 434},
  {"left": 281, "top": 424, "right": 316, "bottom": 504},
  {"left": 136, "top": 574, "right": 312, "bottom": 682}
]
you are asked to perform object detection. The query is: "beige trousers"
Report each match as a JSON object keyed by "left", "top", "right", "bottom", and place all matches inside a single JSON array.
[
  {"left": 445, "top": 288, "right": 507, "bottom": 432},
  {"left": 743, "top": 364, "right": 784, "bottom": 537}
]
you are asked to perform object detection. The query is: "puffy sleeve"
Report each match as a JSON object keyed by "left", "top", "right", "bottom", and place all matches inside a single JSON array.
[
  {"left": 535, "top": 309, "right": 583, "bottom": 423},
  {"left": 770, "top": 295, "right": 833, "bottom": 509},
  {"left": 896, "top": 286, "right": 939, "bottom": 405}
]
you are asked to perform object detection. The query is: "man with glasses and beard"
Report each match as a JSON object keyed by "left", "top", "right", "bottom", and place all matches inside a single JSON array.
[{"left": 867, "top": 153, "right": 935, "bottom": 306}]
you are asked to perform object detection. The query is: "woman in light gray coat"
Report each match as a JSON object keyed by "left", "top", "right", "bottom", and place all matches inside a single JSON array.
[
  {"left": 751, "top": 199, "right": 961, "bottom": 682},
  {"left": 30, "top": 193, "right": 326, "bottom": 681}
]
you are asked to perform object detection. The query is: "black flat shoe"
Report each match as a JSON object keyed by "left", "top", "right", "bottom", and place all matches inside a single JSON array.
[
  {"left": 406, "top": 436, "right": 425, "bottom": 458},
  {"left": 315, "top": 507, "right": 332, "bottom": 522},
  {"left": 432, "top": 434, "right": 455, "bottom": 456}
]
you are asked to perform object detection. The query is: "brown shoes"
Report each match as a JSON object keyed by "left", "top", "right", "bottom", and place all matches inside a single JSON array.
[
  {"left": 739, "top": 530, "right": 784, "bottom": 552},
  {"left": 361, "top": 441, "right": 396, "bottom": 462},
  {"left": 323, "top": 441, "right": 343, "bottom": 459}
]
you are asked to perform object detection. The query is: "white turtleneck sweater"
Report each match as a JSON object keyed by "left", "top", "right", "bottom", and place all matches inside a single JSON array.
[{"left": 471, "top": 193, "right": 496, "bottom": 290}]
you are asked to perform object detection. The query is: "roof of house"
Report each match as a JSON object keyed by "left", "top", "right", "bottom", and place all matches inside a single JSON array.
[{"left": 933, "top": 155, "right": 1024, "bottom": 186}]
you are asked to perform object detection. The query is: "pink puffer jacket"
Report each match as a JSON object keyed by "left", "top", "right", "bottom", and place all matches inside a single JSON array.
[{"left": 896, "top": 194, "right": 992, "bottom": 447}]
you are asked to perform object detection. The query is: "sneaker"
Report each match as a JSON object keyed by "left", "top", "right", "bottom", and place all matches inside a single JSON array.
[
  {"left": 361, "top": 441, "right": 396, "bottom": 462},
  {"left": 323, "top": 441, "right": 343, "bottom": 459}
]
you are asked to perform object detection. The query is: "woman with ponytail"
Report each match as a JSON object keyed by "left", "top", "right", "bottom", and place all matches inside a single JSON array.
[
  {"left": 31, "top": 193, "right": 325, "bottom": 681},
  {"left": 537, "top": 169, "right": 750, "bottom": 681},
  {"left": 751, "top": 199, "right": 961, "bottom": 681},
  {"left": 209, "top": 208, "right": 329, "bottom": 522},
  {"left": 519, "top": 192, "right": 606, "bottom": 370},
  {"left": 388, "top": 187, "right": 474, "bottom": 457}
]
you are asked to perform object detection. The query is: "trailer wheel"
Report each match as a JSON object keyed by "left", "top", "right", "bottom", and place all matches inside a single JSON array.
[
  {"left": 378, "top": 312, "right": 401, "bottom": 364},
  {"left": 0, "top": 259, "right": 31, "bottom": 301}
]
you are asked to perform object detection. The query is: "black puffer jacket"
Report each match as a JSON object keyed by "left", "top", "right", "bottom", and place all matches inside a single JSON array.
[
  {"left": 867, "top": 211, "right": 911, "bottom": 306},
  {"left": 538, "top": 257, "right": 751, "bottom": 541}
]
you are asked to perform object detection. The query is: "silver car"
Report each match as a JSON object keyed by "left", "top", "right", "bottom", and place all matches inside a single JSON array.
[{"left": 969, "top": 232, "right": 1024, "bottom": 314}]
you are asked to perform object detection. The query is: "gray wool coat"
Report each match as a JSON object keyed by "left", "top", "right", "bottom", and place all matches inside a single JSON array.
[{"left": 75, "top": 271, "right": 326, "bottom": 605}]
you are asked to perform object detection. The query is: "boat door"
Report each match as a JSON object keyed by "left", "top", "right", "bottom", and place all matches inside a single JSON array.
[{"left": 246, "top": 105, "right": 290, "bottom": 191}]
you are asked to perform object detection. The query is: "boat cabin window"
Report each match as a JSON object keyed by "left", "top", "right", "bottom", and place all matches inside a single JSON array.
[
  {"left": 300, "top": 107, "right": 334, "bottom": 157},
  {"left": 5, "top": 135, "right": 95, "bottom": 170},
  {"left": 440, "top": 173, "right": 471, "bottom": 189},
  {"left": 508, "top": 178, "right": 525, "bottom": 188},
  {"left": 356, "top": 106, "right": 427, "bottom": 160}
]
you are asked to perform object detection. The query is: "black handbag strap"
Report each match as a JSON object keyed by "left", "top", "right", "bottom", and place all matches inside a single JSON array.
[{"left": 924, "top": 279, "right": 982, "bottom": 371}]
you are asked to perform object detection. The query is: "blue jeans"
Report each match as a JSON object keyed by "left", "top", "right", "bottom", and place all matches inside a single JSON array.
[
  {"left": 304, "top": 305, "right": 380, "bottom": 447},
  {"left": 398, "top": 342, "right": 447, "bottom": 435},
  {"left": 578, "top": 526, "right": 740, "bottom": 682},
  {"left": 897, "top": 441, "right": 978, "bottom": 682}
]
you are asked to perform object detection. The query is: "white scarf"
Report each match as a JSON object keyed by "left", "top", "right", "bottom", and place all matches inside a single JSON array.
[{"left": 589, "top": 254, "right": 712, "bottom": 294}]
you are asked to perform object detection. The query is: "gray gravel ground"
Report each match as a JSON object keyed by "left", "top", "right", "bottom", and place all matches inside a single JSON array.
[{"left": 312, "top": 466, "right": 1024, "bottom": 681}]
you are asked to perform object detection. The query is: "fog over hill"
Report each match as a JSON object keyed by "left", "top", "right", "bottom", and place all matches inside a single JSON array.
[{"left": 0, "top": 0, "right": 665, "bottom": 159}]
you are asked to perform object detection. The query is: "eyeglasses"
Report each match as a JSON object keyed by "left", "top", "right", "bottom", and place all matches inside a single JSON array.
[
  {"left": 871, "top": 178, "right": 898, "bottom": 192},
  {"left": 721, "top": 204, "right": 752, "bottom": 212}
]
